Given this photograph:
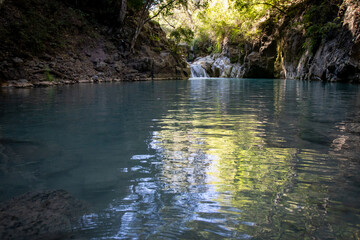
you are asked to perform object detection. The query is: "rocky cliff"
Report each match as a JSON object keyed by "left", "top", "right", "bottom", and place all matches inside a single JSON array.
[
  {"left": 278, "top": 0, "right": 359, "bottom": 82},
  {"left": 0, "top": 0, "right": 189, "bottom": 87},
  {"left": 192, "top": 0, "right": 359, "bottom": 82}
]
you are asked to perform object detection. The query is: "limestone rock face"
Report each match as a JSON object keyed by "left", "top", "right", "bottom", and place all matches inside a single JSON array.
[
  {"left": 276, "top": 0, "right": 359, "bottom": 82},
  {"left": 188, "top": 0, "right": 360, "bottom": 82},
  {"left": 0, "top": 190, "right": 89, "bottom": 240},
  {"left": 222, "top": 0, "right": 360, "bottom": 82},
  {"left": 279, "top": 1, "right": 359, "bottom": 82},
  {"left": 242, "top": 51, "right": 274, "bottom": 78}
]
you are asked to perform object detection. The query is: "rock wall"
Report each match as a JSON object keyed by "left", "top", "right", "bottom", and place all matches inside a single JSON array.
[
  {"left": 195, "top": 0, "right": 359, "bottom": 82},
  {"left": 256, "top": 0, "right": 359, "bottom": 82},
  {"left": 0, "top": 0, "right": 189, "bottom": 87},
  {"left": 279, "top": 0, "right": 360, "bottom": 82}
]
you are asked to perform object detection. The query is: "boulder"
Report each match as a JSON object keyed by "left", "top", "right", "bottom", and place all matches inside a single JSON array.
[{"left": 195, "top": 56, "right": 215, "bottom": 74}]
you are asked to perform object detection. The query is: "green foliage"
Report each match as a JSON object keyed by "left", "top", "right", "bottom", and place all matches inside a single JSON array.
[
  {"left": 45, "top": 68, "right": 54, "bottom": 82},
  {"left": 150, "top": 33, "right": 161, "bottom": 42},
  {"left": 169, "top": 27, "right": 194, "bottom": 44},
  {"left": 214, "top": 41, "right": 222, "bottom": 53},
  {"left": 192, "top": 32, "right": 214, "bottom": 55},
  {"left": 167, "top": 27, "right": 194, "bottom": 56},
  {"left": 154, "top": 0, "right": 295, "bottom": 56},
  {"left": 303, "top": 1, "right": 341, "bottom": 54},
  {"left": 233, "top": 0, "right": 292, "bottom": 14},
  {"left": 153, "top": 46, "right": 162, "bottom": 52},
  {"left": 303, "top": 1, "right": 340, "bottom": 27}
]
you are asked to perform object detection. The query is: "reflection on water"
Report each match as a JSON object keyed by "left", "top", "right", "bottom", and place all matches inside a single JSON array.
[{"left": 0, "top": 79, "right": 360, "bottom": 239}]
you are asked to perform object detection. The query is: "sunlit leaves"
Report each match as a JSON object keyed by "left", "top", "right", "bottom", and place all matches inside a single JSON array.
[
  {"left": 169, "top": 27, "right": 194, "bottom": 44},
  {"left": 153, "top": 0, "right": 299, "bottom": 53}
]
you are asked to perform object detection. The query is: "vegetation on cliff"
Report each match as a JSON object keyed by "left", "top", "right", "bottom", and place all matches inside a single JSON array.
[
  {"left": 153, "top": 0, "right": 343, "bottom": 56},
  {"left": 154, "top": 0, "right": 359, "bottom": 81},
  {"left": 0, "top": 0, "right": 358, "bottom": 83}
]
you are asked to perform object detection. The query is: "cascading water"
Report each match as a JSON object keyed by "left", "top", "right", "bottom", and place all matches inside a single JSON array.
[
  {"left": 190, "top": 64, "right": 209, "bottom": 78},
  {"left": 190, "top": 55, "right": 243, "bottom": 78}
]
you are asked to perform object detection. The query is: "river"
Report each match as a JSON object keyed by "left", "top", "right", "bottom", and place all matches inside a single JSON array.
[{"left": 0, "top": 78, "right": 359, "bottom": 239}]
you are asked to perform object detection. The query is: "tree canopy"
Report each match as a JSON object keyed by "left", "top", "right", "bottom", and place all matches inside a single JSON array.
[
  {"left": 59, "top": 0, "right": 343, "bottom": 55},
  {"left": 152, "top": 0, "right": 319, "bottom": 54}
]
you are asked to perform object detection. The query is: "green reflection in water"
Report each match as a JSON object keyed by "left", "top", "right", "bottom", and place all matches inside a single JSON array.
[{"left": 151, "top": 96, "right": 359, "bottom": 239}]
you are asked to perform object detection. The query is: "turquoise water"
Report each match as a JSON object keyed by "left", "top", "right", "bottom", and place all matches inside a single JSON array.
[{"left": 0, "top": 79, "right": 359, "bottom": 239}]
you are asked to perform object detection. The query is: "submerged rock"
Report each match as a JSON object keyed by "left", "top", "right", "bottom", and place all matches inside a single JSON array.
[
  {"left": 0, "top": 190, "right": 89, "bottom": 240},
  {"left": 331, "top": 112, "right": 360, "bottom": 156}
]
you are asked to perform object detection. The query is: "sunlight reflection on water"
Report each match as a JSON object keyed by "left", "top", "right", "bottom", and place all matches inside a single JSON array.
[{"left": 0, "top": 79, "right": 360, "bottom": 239}]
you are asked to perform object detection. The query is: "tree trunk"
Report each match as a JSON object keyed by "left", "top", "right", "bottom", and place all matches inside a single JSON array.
[
  {"left": 118, "top": 0, "right": 127, "bottom": 24},
  {"left": 129, "top": 0, "right": 177, "bottom": 53},
  {"left": 130, "top": 20, "right": 144, "bottom": 53},
  {"left": 130, "top": 0, "right": 150, "bottom": 53}
]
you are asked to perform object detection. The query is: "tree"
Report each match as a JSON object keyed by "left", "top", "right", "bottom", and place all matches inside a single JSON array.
[
  {"left": 118, "top": 0, "right": 127, "bottom": 24},
  {"left": 153, "top": 0, "right": 301, "bottom": 56},
  {"left": 130, "top": 0, "right": 188, "bottom": 53},
  {"left": 232, "top": 0, "right": 296, "bottom": 15}
]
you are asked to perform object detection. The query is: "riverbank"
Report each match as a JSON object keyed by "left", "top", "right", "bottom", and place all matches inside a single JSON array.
[
  {"left": 1, "top": 77, "right": 186, "bottom": 88},
  {"left": 0, "top": 0, "right": 189, "bottom": 87}
]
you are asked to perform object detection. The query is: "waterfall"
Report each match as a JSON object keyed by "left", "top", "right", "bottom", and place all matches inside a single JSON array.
[
  {"left": 190, "top": 54, "right": 243, "bottom": 78},
  {"left": 190, "top": 64, "right": 209, "bottom": 78}
]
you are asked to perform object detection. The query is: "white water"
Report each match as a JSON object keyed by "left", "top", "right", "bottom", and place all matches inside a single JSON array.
[
  {"left": 190, "top": 64, "right": 209, "bottom": 78},
  {"left": 190, "top": 55, "right": 243, "bottom": 78}
]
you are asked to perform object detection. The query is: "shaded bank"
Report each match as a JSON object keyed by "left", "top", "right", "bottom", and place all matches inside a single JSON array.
[{"left": 0, "top": 0, "right": 189, "bottom": 87}]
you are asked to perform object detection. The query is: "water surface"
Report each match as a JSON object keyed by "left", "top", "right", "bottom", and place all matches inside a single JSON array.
[{"left": 0, "top": 79, "right": 359, "bottom": 239}]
